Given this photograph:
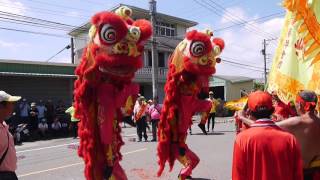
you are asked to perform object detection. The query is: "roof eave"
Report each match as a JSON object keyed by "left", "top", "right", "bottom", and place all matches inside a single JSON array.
[{"left": 68, "top": 3, "right": 198, "bottom": 36}]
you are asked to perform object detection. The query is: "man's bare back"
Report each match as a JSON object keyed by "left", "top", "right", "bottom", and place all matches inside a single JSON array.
[{"left": 277, "top": 113, "right": 320, "bottom": 168}]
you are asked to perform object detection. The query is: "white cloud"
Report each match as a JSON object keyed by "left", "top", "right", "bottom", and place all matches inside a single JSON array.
[
  {"left": 210, "top": 7, "right": 285, "bottom": 79},
  {"left": 0, "top": 0, "right": 27, "bottom": 15},
  {"left": 220, "top": 7, "right": 246, "bottom": 24}
]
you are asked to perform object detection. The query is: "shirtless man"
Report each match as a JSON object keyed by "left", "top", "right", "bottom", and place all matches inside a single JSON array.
[{"left": 237, "top": 90, "right": 320, "bottom": 179}]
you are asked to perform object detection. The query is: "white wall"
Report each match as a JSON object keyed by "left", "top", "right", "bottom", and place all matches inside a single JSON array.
[
  {"left": 74, "top": 33, "right": 88, "bottom": 51},
  {"left": 176, "top": 25, "right": 187, "bottom": 37}
]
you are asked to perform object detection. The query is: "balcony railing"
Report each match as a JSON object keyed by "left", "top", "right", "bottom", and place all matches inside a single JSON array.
[{"left": 135, "top": 67, "right": 168, "bottom": 81}]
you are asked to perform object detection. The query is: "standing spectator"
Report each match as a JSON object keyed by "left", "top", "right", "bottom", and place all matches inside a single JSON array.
[
  {"left": 60, "top": 117, "right": 69, "bottom": 137},
  {"left": 36, "top": 100, "right": 47, "bottom": 123},
  {"left": 65, "top": 105, "right": 79, "bottom": 139},
  {"left": 29, "top": 102, "right": 39, "bottom": 140},
  {"left": 232, "top": 91, "right": 303, "bottom": 180},
  {"left": 18, "top": 98, "right": 30, "bottom": 124},
  {"left": 148, "top": 97, "right": 162, "bottom": 142},
  {"left": 55, "top": 100, "right": 66, "bottom": 136},
  {"left": 133, "top": 96, "right": 148, "bottom": 142},
  {"left": 0, "top": 90, "right": 21, "bottom": 179},
  {"left": 45, "top": 99, "right": 55, "bottom": 127},
  {"left": 207, "top": 91, "right": 219, "bottom": 132},
  {"left": 38, "top": 118, "right": 48, "bottom": 139},
  {"left": 51, "top": 117, "right": 61, "bottom": 137},
  {"left": 55, "top": 100, "right": 66, "bottom": 120}
]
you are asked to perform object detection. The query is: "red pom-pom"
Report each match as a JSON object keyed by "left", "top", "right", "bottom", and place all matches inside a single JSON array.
[
  {"left": 212, "top": 38, "right": 225, "bottom": 51},
  {"left": 132, "top": 19, "right": 152, "bottom": 43}
]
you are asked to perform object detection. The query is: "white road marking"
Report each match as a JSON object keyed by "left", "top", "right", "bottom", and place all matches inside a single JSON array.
[
  {"left": 122, "top": 133, "right": 137, "bottom": 137},
  {"left": 16, "top": 142, "right": 79, "bottom": 154},
  {"left": 18, "top": 162, "right": 83, "bottom": 178},
  {"left": 17, "top": 133, "right": 138, "bottom": 154},
  {"left": 17, "top": 148, "right": 147, "bottom": 178}
]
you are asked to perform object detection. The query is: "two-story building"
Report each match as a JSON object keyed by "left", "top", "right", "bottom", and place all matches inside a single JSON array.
[{"left": 68, "top": 4, "right": 197, "bottom": 101}]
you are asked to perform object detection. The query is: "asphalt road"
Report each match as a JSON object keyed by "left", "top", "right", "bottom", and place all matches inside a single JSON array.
[{"left": 15, "top": 117, "right": 235, "bottom": 180}]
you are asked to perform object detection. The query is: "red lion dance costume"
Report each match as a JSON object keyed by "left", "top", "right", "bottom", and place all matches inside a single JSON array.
[
  {"left": 74, "top": 6, "right": 152, "bottom": 180},
  {"left": 157, "top": 29, "right": 224, "bottom": 180}
]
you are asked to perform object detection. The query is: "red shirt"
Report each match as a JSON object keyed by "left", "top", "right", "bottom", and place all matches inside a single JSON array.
[
  {"left": 232, "top": 119, "right": 303, "bottom": 180},
  {"left": 0, "top": 122, "right": 17, "bottom": 172}
]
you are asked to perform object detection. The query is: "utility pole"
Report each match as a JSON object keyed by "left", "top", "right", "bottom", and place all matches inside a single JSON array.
[
  {"left": 71, "top": 37, "right": 75, "bottom": 64},
  {"left": 262, "top": 39, "right": 267, "bottom": 85},
  {"left": 149, "top": 0, "right": 158, "bottom": 99},
  {"left": 261, "top": 38, "right": 277, "bottom": 87}
]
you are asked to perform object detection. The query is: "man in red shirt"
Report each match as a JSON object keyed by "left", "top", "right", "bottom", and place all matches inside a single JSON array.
[{"left": 232, "top": 91, "right": 303, "bottom": 180}]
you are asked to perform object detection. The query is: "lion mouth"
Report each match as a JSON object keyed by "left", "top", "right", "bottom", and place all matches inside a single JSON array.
[{"left": 98, "top": 66, "right": 136, "bottom": 77}]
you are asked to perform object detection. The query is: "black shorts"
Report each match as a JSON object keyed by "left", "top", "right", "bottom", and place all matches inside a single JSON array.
[
  {"left": 0, "top": 171, "right": 18, "bottom": 180},
  {"left": 304, "top": 167, "right": 320, "bottom": 180}
]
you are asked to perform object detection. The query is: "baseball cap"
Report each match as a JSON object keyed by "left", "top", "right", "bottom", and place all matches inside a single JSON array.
[
  {"left": 209, "top": 91, "right": 214, "bottom": 95},
  {"left": 248, "top": 91, "right": 273, "bottom": 112},
  {"left": 0, "top": 91, "right": 21, "bottom": 102}
]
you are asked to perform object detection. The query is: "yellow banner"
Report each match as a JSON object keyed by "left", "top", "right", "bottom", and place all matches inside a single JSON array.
[
  {"left": 268, "top": 0, "right": 320, "bottom": 103},
  {"left": 225, "top": 96, "right": 248, "bottom": 111}
]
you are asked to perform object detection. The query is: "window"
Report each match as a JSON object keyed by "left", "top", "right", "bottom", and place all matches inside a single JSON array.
[
  {"left": 155, "top": 21, "right": 176, "bottom": 37},
  {"left": 158, "top": 52, "right": 165, "bottom": 67}
]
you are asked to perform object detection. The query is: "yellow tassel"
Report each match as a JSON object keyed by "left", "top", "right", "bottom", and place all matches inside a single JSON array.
[
  {"left": 304, "top": 42, "right": 319, "bottom": 56},
  {"left": 310, "top": 53, "right": 320, "bottom": 66}
]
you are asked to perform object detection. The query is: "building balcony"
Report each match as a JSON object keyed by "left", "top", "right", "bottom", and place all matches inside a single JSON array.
[{"left": 134, "top": 67, "right": 168, "bottom": 83}]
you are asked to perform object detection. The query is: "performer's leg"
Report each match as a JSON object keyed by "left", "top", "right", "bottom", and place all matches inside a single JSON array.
[
  {"left": 136, "top": 120, "right": 142, "bottom": 141},
  {"left": 111, "top": 160, "right": 128, "bottom": 180},
  {"left": 177, "top": 147, "right": 200, "bottom": 179},
  {"left": 151, "top": 120, "right": 156, "bottom": 141},
  {"left": 154, "top": 120, "right": 159, "bottom": 140},
  {"left": 142, "top": 117, "right": 148, "bottom": 141},
  {"left": 72, "top": 121, "right": 78, "bottom": 138},
  {"left": 212, "top": 113, "right": 216, "bottom": 131},
  {"left": 207, "top": 114, "right": 212, "bottom": 132}
]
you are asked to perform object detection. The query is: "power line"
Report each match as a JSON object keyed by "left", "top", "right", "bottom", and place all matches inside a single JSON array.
[
  {"left": 0, "top": 26, "right": 68, "bottom": 38},
  {"left": 0, "top": 2, "right": 89, "bottom": 20},
  {"left": 0, "top": 19, "right": 70, "bottom": 31},
  {"left": 222, "top": 61, "right": 265, "bottom": 72},
  {"left": 215, "top": 11, "right": 285, "bottom": 32},
  {"left": 0, "top": 11, "right": 89, "bottom": 33},
  {"left": 0, "top": 17, "right": 71, "bottom": 31},
  {"left": 193, "top": 0, "right": 276, "bottom": 40},
  {"left": 222, "top": 58, "right": 268, "bottom": 71},
  {"left": 0, "top": 26, "right": 87, "bottom": 41},
  {"left": 205, "top": 0, "right": 278, "bottom": 39},
  {"left": 0, "top": 11, "right": 77, "bottom": 28},
  {"left": 46, "top": 44, "right": 71, "bottom": 62},
  {"left": 26, "top": 0, "right": 94, "bottom": 14}
]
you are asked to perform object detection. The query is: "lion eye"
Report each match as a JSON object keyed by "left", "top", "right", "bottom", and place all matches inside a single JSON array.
[
  {"left": 100, "top": 24, "right": 117, "bottom": 44},
  {"left": 190, "top": 41, "right": 205, "bottom": 57}
]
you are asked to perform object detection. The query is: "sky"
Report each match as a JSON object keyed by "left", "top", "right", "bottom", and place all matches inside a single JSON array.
[{"left": 0, "top": 0, "right": 285, "bottom": 79}]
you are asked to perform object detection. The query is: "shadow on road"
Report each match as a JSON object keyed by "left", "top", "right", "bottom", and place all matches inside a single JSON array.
[
  {"left": 215, "top": 130, "right": 235, "bottom": 133},
  {"left": 191, "top": 132, "right": 225, "bottom": 136}
]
